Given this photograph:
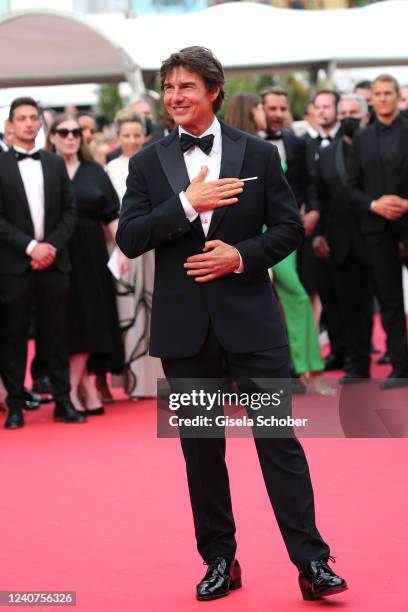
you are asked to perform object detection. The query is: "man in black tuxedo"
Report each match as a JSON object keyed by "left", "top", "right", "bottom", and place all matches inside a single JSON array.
[
  {"left": 117, "top": 47, "right": 346, "bottom": 602},
  {"left": 0, "top": 97, "right": 86, "bottom": 428},
  {"left": 348, "top": 74, "right": 408, "bottom": 389},
  {"left": 262, "top": 87, "right": 320, "bottom": 243},
  {"left": 313, "top": 94, "right": 373, "bottom": 382},
  {"left": 261, "top": 86, "right": 319, "bottom": 393},
  {"left": 303, "top": 90, "right": 348, "bottom": 371}
]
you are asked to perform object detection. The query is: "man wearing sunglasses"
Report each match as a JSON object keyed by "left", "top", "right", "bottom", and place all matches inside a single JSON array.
[{"left": 0, "top": 96, "right": 85, "bottom": 429}]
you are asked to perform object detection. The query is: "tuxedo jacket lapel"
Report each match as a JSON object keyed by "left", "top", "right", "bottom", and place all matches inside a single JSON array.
[
  {"left": 156, "top": 131, "right": 204, "bottom": 240},
  {"left": 156, "top": 130, "right": 190, "bottom": 195},
  {"left": 40, "top": 151, "right": 52, "bottom": 220},
  {"left": 155, "top": 121, "right": 247, "bottom": 241},
  {"left": 6, "top": 151, "right": 34, "bottom": 233},
  {"left": 207, "top": 122, "right": 247, "bottom": 240}
]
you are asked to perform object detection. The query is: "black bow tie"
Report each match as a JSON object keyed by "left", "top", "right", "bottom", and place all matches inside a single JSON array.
[
  {"left": 179, "top": 133, "right": 214, "bottom": 155},
  {"left": 13, "top": 149, "right": 41, "bottom": 161},
  {"left": 268, "top": 131, "right": 283, "bottom": 141}
]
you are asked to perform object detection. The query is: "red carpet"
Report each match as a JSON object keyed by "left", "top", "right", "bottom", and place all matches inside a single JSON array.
[{"left": 0, "top": 317, "right": 407, "bottom": 611}]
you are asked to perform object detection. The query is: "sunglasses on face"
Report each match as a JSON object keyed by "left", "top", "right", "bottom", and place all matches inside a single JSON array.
[{"left": 55, "top": 128, "right": 82, "bottom": 138}]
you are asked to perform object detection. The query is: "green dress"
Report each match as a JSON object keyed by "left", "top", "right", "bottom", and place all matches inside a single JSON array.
[{"left": 271, "top": 159, "right": 323, "bottom": 375}]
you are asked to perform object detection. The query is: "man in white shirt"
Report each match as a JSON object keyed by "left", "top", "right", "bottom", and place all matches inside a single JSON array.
[{"left": 0, "top": 97, "right": 84, "bottom": 429}]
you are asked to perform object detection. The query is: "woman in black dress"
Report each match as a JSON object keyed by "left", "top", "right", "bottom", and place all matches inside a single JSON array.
[{"left": 46, "top": 115, "right": 126, "bottom": 414}]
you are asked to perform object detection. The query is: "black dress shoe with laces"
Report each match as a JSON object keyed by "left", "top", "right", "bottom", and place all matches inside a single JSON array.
[
  {"left": 196, "top": 557, "right": 242, "bottom": 601},
  {"left": 298, "top": 558, "right": 348, "bottom": 600},
  {"left": 4, "top": 410, "right": 25, "bottom": 429},
  {"left": 54, "top": 400, "right": 86, "bottom": 423}
]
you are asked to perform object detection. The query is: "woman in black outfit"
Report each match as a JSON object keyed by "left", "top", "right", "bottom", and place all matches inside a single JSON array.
[{"left": 46, "top": 115, "right": 126, "bottom": 414}]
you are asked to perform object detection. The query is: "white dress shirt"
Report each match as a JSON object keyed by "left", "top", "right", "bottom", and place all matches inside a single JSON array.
[
  {"left": 179, "top": 116, "right": 221, "bottom": 235},
  {"left": 178, "top": 117, "right": 243, "bottom": 272},
  {"left": 14, "top": 146, "right": 45, "bottom": 254}
]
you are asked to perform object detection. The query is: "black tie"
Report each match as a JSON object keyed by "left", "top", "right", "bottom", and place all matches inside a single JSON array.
[
  {"left": 179, "top": 133, "right": 214, "bottom": 155},
  {"left": 13, "top": 150, "right": 41, "bottom": 161}
]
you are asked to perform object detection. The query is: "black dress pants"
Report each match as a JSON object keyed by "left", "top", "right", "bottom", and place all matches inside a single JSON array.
[
  {"left": 162, "top": 326, "right": 330, "bottom": 569},
  {"left": 332, "top": 256, "right": 373, "bottom": 371},
  {"left": 0, "top": 268, "right": 70, "bottom": 410},
  {"left": 365, "top": 226, "right": 408, "bottom": 371}
]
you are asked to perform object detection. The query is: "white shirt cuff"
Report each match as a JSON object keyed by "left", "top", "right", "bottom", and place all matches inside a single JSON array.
[
  {"left": 179, "top": 191, "right": 198, "bottom": 222},
  {"left": 26, "top": 240, "right": 38, "bottom": 255},
  {"left": 233, "top": 249, "right": 244, "bottom": 274}
]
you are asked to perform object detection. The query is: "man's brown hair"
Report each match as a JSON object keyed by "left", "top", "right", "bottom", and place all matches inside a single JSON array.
[
  {"left": 372, "top": 73, "right": 400, "bottom": 95},
  {"left": 260, "top": 87, "right": 288, "bottom": 103},
  {"left": 160, "top": 46, "right": 225, "bottom": 113}
]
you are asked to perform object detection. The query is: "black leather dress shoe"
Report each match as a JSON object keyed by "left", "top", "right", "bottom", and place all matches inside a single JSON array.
[
  {"left": 379, "top": 368, "right": 408, "bottom": 390},
  {"left": 299, "top": 558, "right": 348, "bottom": 600},
  {"left": 54, "top": 401, "right": 86, "bottom": 423},
  {"left": 4, "top": 410, "right": 25, "bottom": 429},
  {"left": 339, "top": 369, "right": 370, "bottom": 384},
  {"left": 196, "top": 557, "right": 242, "bottom": 601},
  {"left": 324, "top": 354, "right": 346, "bottom": 371}
]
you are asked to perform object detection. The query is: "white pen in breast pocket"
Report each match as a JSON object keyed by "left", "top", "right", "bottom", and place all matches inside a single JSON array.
[{"left": 240, "top": 176, "right": 258, "bottom": 182}]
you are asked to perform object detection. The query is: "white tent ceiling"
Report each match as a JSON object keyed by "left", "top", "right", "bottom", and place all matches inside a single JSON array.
[
  {"left": 0, "top": 10, "right": 137, "bottom": 87},
  {"left": 0, "top": 1, "right": 407, "bottom": 88},
  {"left": 110, "top": 0, "right": 408, "bottom": 76}
]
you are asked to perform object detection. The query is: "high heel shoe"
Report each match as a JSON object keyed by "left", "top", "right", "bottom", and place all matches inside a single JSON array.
[{"left": 85, "top": 406, "right": 105, "bottom": 416}]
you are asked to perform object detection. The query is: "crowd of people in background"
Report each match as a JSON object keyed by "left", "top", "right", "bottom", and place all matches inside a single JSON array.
[{"left": 0, "top": 70, "right": 407, "bottom": 428}]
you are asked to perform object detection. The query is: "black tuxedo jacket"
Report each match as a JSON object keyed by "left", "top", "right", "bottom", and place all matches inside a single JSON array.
[
  {"left": 0, "top": 149, "right": 76, "bottom": 274},
  {"left": 348, "top": 116, "right": 408, "bottom": 234},
  {"left": 316, "top": 140, "right": 368, "bottom": 265},
  {"left": 117, "top": 121, "right": 304, "bottom": 358},
  {"left": 281, "top": 129, "right": 318, "bottom": 212}
]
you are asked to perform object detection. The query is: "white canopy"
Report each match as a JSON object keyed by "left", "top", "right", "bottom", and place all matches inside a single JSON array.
[
  {"left": 0, "top": 9, "right": 138, "bottom": 87},
  {"left": 103, "top": 0, "right": 408, "bottom": 76},
  {"left": 0, "top": 1, "right": 407, "bottom": 88}
]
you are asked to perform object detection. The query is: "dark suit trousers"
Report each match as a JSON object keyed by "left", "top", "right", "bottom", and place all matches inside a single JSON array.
[
  {"left": 0, "top": 268, "right": 70, "bottom": 410},
  {"left": 162, "top": 326, "right": 330, "bottom": 569},
  {"left": 365, "top": 226, "right": 408, "bottom": 370},
  {"left": 332, "top": 256, "right": 373, "bottom": 371},
  {"left": 316, "top": 258, "right": 347, "bottom": 359}
]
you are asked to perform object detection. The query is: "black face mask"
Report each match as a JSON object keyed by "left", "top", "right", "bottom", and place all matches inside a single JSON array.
[{"left": 340, "top": 117, "right": 361, "bottom": 139}]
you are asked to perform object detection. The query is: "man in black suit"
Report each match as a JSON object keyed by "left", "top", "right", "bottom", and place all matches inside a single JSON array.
[
  {"left": 261, "top": 86, "right": 319, "bottom": 393},
  {"left": 0, "top": 97, "right": 86, "bottom": 428},
  {"left": 313, "top": 94, "right": 373, "bottom": 382},
  {"left": 348, "top": 74, "right": 408, "bottom": 389},
  {"left": 261, "top": 87, "right": 320, "bottom": 242},
  {"left": 117, "top": 47, "right": 346, "bottom": 602},
  {"left": 304, "top": 90, "right": 349, "bottom": 371}
]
